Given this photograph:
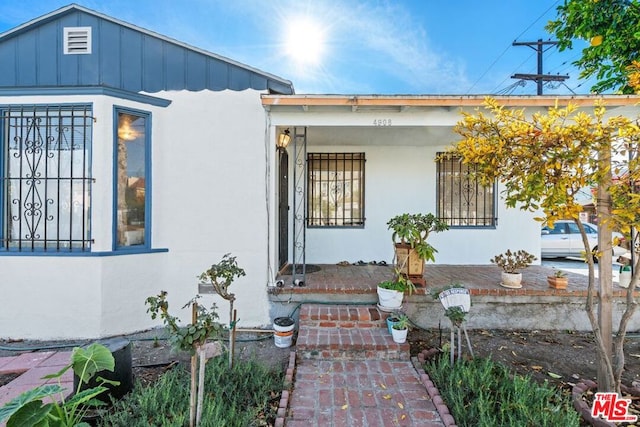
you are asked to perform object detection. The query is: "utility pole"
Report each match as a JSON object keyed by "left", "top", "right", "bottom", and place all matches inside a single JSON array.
[{"left": 511, "top": 39, "right": 568, "bottom": 95}]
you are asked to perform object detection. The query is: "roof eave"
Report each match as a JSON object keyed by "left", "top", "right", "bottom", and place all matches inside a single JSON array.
[{"left": 0, "top": 3, "right": 294, "bottom": 94}]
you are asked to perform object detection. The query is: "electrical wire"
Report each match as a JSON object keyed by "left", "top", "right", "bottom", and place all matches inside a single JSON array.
[{"left": 466, "top": 0, "right": 561, "bottom": 94}]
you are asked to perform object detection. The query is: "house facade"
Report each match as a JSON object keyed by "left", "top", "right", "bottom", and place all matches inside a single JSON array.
[
  {"left": 1, "top": 5, "right": 638, "bottom": 340},
  {"left": 0, "top": 4, "right": 293, "bottom": 339},
  {"left": 263, "top": 95, "right": 640, "bottom": 275}
]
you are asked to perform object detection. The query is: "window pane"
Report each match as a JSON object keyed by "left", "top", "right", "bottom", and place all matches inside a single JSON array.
[
  {"left": 116, "top": 112, "right": 146, "bottom": 247},
  {"left": 437, "top": 154, "right": 495, "bottom": 227},
  {"left": 307, "top": 153, "right": 365, "bottom": 227},
  {"left": 1, "top": 106, "right": 92, "bottom": 251}
]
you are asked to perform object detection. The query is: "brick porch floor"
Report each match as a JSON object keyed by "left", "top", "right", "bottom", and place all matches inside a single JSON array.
[{"left": 275, "top": 263, "right": 634, "bottom": 297}]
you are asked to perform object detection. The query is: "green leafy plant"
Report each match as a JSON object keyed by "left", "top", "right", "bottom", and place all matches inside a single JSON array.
[
  {"left": 197, "top": 253, "right": 246, "bottom": 302},
  {"left": 426, "top": 356, "right": 580, "bottom": 427},
  {"left": 98, "top": 354, "right": 282, "bottom": 427},
  {"left": 146, "top": 291, "right": 223, "bottom": 427},
  {"left": 444, "top": 306, "right": 466, "bottom": 327},
  {"left": 198, "top": 253, "right": 246, "bottom": 370},
  {"left": 146, "top": 292, "right": 223, "bottom": 354},
  {"left": 490, "top": 249, "right": 537, "bottom": 274},
  {"left": 377, "top": 269, "right": 416, "bottom": 295},
  {"left": 0, "top": 343, "right": 118, "bottom": 427},
  {"left": 392, "top": 313, "right": 410, "bottom": 330},
  {"left": 387, "top": 213, "right": 449, "bottom": 262},
  {"left": 553, "top": 269, "right": 567, "bottom": 278}
]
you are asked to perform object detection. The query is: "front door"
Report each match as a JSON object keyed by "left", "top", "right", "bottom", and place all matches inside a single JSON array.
[{"left": 278, "top": 149, "right": 289, "bottom": 269}]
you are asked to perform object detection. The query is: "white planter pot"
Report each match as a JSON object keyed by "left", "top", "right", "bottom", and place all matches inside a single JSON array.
[
  {"left": 619, "top": 270, "right": 632, "bottom": 288},
  {"left": 500, "top": 272, "right": 522, "bottom": 289},
  {"left": 377, "top": 286, "right": 404, "bottom": 311},
  {"left": 391, "top": 327, "right": 408, "bottom": 343}
]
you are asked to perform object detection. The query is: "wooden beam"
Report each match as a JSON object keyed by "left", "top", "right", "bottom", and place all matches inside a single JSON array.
[{"left": 261, "top": 94, "right": 640, "bottom": 108}]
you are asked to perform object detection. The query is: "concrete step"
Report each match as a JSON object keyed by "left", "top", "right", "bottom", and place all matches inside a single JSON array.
[{"left": 296, "top": 304, "right": 410, "bottom": 361}]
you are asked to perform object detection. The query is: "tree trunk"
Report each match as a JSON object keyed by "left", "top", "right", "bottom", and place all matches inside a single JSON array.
[
  {"left": 577, "top": 219, "right": 615, "bottom": 392},
  {"left": 189, "top": 304, "right": 198, "bottom": 427},
  {"left": 596, "top": 144, "right": 615, "bottom": 392}
]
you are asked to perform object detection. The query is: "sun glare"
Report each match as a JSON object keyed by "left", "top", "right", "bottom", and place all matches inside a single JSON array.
[{"left": 284, "top": 17, "right": 326, "bottom": 67}]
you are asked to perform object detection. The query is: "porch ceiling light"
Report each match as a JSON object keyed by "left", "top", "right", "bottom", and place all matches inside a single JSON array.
[{"left": 277, "top": 129, "right": 291, "bottom": 149}]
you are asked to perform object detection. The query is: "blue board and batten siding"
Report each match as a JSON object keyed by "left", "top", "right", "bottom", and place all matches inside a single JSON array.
[{"left": 0, "top": 6, "right": 293, "bottom": 94}]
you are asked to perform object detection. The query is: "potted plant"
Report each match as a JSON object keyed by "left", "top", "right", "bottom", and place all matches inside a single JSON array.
[
  {"left": 444, "top": 306, "right": 467, "bottom": 327},
  {"left": 387, "top": 213, "right": 449, "bottom": 285},
  {"left": 547, "top": 269, "right": 568, "bottom": 289},
  {"left": 391, "top": 313, "right": 410, "bottom": 343},
  {"left": 490, "top": 249, "right": 536, "bottom": 289},
  {"left": 386, "top": 310, "right": 404, "bottom": 333},
  {"left": 377, "top": 270, "right": 416, "bottom": 311}
]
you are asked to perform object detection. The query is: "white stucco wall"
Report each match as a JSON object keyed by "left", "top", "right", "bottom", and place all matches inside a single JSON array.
[
  {"left": 0, "top": 90, "right": 273, "bottom": 339},
  {"left": 300, "top": 144, "right": 539, "bottom": 265},
  {"left": 268, "top": 106, "right": 541, "bottom": 269}
]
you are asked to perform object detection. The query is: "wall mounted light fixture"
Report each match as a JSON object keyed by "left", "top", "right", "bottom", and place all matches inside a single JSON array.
[{"left": 277, "top": 128, "right": 291, "bottom": 149}]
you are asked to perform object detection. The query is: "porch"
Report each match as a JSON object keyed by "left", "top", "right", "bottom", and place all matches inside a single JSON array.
[{"left": 269, "top": 263, "right": 640, "bottom": 332}]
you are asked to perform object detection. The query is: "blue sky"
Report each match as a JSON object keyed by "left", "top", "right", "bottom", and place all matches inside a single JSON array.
[{"left": 0, "top": 0, "right": 598, "bottom": 95}]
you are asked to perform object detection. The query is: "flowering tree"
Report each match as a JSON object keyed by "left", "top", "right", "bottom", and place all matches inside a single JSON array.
[{"left": 453, "top": 97, "right": 640, "bottom": 392}]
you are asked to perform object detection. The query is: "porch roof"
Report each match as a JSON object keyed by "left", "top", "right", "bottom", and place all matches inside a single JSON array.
[{"left": 262, "top": 94, "right": 640, "bottom": 113}]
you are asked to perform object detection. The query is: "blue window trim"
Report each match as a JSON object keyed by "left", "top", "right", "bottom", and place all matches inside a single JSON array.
[
  {"left": 0, "top": 248, "right": 168, "bottom": 257},
  {"left": 0, "top": 103, "right": 95, "bottom": 253},
  {"left": 0, "top": 86, "right": 171, "bottom": 108},
  {"left": 112, "top": 106, "right": 152, "bottom": 252}
]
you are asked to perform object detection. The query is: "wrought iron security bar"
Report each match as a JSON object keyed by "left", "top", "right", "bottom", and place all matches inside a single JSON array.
[
  {"left": 437, "top": 154, "right": 496, "bottom": 227},
  {"left": 1, "top": 105, "right": 94, "bottom": 251},
  {"left": 307, "top": 152, "right": 365, "bottom": 227}
]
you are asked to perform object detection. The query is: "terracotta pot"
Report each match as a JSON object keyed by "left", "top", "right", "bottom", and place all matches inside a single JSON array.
[{"left": 547, "top": 276, "right": 568, "bottom": 289}]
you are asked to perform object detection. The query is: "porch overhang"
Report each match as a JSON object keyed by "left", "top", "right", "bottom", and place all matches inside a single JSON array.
[{"left": 262, "top": 93, "right": 640, "bottom": 113}]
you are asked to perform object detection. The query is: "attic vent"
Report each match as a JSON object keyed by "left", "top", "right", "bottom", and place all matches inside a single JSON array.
[{"left": 63, "top": 27, "right": 92, "bottom": 55}]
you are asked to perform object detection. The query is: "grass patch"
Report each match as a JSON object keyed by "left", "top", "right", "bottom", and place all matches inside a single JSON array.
[
  {"left": 425, "top": 356, "right": 580, "bottom": 427},
  {"left": 99, "top": 353, "right": 282, "bottom": 427}
]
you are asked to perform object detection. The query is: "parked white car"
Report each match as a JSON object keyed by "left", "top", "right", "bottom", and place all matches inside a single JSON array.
[{"left": 541, "top": 220, "right": 626, "bottom": 260}]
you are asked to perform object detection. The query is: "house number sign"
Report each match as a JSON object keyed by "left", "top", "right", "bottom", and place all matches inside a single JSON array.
[{"left": 373, "top": 119, "right": 392, "bottom": 126}]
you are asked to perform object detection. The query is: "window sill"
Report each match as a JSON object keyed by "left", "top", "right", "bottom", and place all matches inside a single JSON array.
[{"left": 0, "top": 248, "right": 169, "bottom": 257}]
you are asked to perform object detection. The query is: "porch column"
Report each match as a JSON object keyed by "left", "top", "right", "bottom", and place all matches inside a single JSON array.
[{"left": 292, "top": 126, "right": 307, "bottom": 284}]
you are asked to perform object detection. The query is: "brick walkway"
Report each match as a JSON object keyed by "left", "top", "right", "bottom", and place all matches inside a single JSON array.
[
  {"left": 279, "top": 304, "right": 452, "bottom": 427},
  {"left": 0, "top": 351, "right": 73, "bottom": 426},
  {"left": 286, "top": 359, "right": 445, "bottom": 427}
]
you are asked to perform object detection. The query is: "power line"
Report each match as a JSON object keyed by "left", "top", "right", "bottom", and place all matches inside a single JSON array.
[
  {"left": 511, "top": 39, "right": 568, "bottom": 95},
  {"left": 490, "top": 51, "right": 535, "bottom": 93},
  {"left": 465, "top": 0, "right": 561, "bottom": 94}
]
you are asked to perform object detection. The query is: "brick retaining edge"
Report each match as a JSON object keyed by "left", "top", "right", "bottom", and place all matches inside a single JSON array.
[
  {"left": 274, "top": 351, "right": 296, "bottom": 427},
  {"left": 413, "top": 349, "right": 458, "bottom": 427}
]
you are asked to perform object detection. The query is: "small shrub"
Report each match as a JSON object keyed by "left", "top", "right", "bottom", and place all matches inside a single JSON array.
[
  {"left": 425, "top": 356, "right": 580, "bottom": 427},
  {"left": 99, "top": 353, "right": 282, "bottom": 427},
  {"left": 490, "top": 249, "right": 536, "bottom": 273}
]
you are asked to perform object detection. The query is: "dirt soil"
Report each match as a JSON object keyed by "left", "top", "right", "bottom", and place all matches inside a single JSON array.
[{"left": 408, "top": 327, "right": 640, "bottom": 394}]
